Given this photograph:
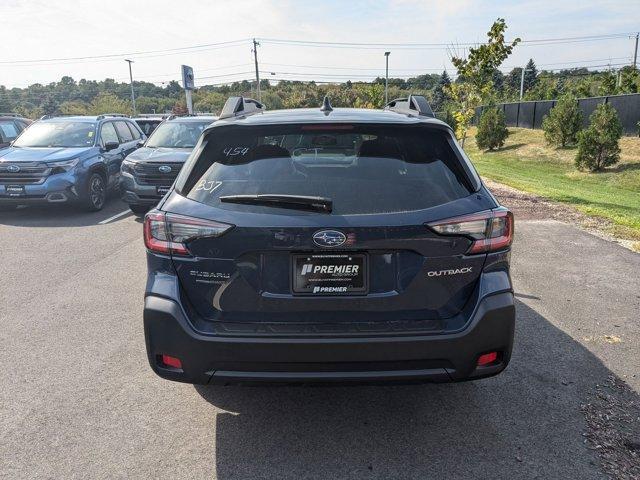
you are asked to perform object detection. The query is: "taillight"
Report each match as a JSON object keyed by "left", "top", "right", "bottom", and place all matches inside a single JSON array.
[
  {"left": 143, "top": 210, "right": 233, "bottom": 256},
  {"left": 427, "top": 208, "right": 513, "bottom": 254}
]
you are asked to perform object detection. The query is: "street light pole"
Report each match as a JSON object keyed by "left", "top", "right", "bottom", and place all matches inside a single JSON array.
[
  {"left": 384, "top": 52, "right": 390, "bottom": 104},
  {"left": 633, "top": 32, "right": 639, "bottom": 69},
  {"left": 125, "top": 59, "right": 136, "bottom": 115}
]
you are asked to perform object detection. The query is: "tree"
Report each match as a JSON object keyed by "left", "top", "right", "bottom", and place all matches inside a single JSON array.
[
  {"left": 476, "top": 107, "right": 508, "bottom": 150},
  {"left": 575, "top": 103, "right": 622, "bottom": 171},
  {"left": 41, "top": 95, "right": 59, "bottom": 116},
  {"left": 542, "top": 95, "right": 582, "bottom": 147},
  {"left": 523, "top": 59, "right": 538, "bottom": 92},
  {"left": 87, "top": 93, "right": 129, "bottom": 115},
  {"left": 446, "top": 18, "right": 520, "bottom": 143},
  {"left": 431, "top": 71, "right": 451, "bottom": 112},
  {"left": 506, "top": 67, "right": 523, "bottom": 91}
]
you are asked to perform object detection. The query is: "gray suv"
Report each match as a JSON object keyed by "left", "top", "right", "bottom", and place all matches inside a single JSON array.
[{"left": 120, "top": 115, "right": 216, "bottom": 214}]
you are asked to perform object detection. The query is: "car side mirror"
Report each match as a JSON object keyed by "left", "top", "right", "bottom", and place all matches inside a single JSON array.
[
  {"left": 137, "top": 140, "right": 145, "bottom": 148},
  {"left": 103, "top": 141, "right": 119, "bottom": 152}
]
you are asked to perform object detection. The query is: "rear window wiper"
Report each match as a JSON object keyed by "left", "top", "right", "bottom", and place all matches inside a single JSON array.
[{"left": 219, "top": 194, "right": 333, "bottom": 213}]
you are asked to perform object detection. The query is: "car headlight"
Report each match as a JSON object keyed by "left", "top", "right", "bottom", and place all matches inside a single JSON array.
[
  {"left": 121, "top": 159, "right": 135, "bottom": 174},
  {"left": 47, "top": 158, "right": 79, "bottom": 174}
]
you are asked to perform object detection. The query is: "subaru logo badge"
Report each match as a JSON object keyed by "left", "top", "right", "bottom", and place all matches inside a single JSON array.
[
  {"left": 158, "top": 165, "right": 172, "bottom": 173},
  {"left": 7, "top": 164, "right": 20, "bottom": 173},
  {"left": 313, "top": 230, "right": 347, "bottom": 248}
]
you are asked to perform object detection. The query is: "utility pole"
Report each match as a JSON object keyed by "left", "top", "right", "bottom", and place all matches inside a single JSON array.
[
  {"left": 384, "top": 52, "right": 390, "bottom": 104},
  {"left": 633, "top": 32, "right": 639, "bottom": 69},
  {"left": 519, "top": 67, "right": 526, "bottom": 101},
  {"left": 252, "top": 38, "right": 261, "bottom": 102},
  {"left": 125, "top": 59, "right": 136, "bottom": 115}
]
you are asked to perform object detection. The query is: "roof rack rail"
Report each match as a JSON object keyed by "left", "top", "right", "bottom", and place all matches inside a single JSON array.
[
  {"left": 96, "top": 113, "right": 129, "bottom": 120},
  {"left": 385, "top": 94, "right": 435, "bottom": 118},
  {"left": 219, "top": 96, "right": 264, "bottom": 120},
  {"left": 165, "top": 113, "right": 198, "bottom": 120},
  {"left": 39, "top": 114, "right": 76, "bottom": 120}
]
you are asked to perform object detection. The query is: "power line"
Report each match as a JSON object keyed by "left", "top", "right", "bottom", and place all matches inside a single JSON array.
[
  {"left": 2, "top": 31, "right": 635, "bottom": 66},
  {"left": 0, "top": 39, "right": 251, "bottom": 66},
  {"left": 259, "top": 32, "right": 635, "bottom": 50}
]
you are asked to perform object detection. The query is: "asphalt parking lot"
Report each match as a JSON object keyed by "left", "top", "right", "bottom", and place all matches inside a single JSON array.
[{"left": 1, "top": 196, "right": 639, "bottom": 479}]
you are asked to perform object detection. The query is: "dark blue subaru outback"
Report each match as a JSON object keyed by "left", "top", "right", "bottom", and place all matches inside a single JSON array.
[
  {"left": 143, "top": 96, "right": 515, "bottom": 385},
  {"left": 0, "top": 115, "right": 144, "bottom": 211}
]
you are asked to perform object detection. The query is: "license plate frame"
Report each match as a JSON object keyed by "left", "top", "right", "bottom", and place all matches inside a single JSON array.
[
  {"left": 291, "top": 253, "right": 368, "bottom": 296},
  {"left": 5, "top": 185, "right": 26, "bottom": 197}
]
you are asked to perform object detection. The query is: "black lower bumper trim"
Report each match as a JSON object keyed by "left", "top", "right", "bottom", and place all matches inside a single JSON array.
[{"left": 144, "top": 292, "right": 515, "bottom": 385}]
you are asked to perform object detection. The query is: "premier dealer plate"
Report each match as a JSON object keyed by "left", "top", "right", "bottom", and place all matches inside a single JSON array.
[
  {"left": 292, "top": 253, "right": 368, "bottom": 295},
  {"left": 5, "top": 185, "right": 26, "bottom": 197}
]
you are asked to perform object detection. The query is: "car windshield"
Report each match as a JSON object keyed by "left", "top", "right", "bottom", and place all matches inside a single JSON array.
[
  {"left": 145, "top": 121, "right": 210, "bottom": 148},
  {"left": 13, "top": 121, "right": 96, "bottom": 148},
  {"left": 179, "top": 124, "right": 475, "bottom": 215}
]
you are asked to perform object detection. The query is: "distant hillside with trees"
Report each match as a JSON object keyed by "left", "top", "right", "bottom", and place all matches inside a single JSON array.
[{"left": 1, "top": 62, "right": 638, "bottom": 120}]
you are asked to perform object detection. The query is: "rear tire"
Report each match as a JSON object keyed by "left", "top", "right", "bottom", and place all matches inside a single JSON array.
[
  {"left": 129, "top": 204, "right": 150, "bottom": 216},
  {"left": 82, "top": 172, "right": 107, "bottom": 212}
]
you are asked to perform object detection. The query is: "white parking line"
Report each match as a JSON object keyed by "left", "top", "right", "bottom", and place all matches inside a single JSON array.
[{"left": 98, "top": 209, "right": 131, "bottom": 225}]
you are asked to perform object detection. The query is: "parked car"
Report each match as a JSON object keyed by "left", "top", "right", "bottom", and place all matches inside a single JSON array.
[
  {"left": 120, "top": 115, "right": 217, "bottom": 215},
  {"left": 142, "top": 96, "right": 515, "bottom": 385},
  {"left": 132, "top": 115, "right": 167, "bottom": 137},
  {"left": 0, "top": 114, "right": 31, "bottom": 149},
  {"left": 0, "top": 115, "right": 144, "bottom": 211}
]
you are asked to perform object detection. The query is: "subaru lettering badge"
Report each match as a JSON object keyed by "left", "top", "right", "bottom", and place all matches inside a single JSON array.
[
  {"left": 158, "top": 165, "right": 172, "bottom": 173},
  {"left": 7, "top": 165, "right": 20, "bottom": 173},
  {"left": 313, "top": 230, "right": 347, "bottom": 248}
]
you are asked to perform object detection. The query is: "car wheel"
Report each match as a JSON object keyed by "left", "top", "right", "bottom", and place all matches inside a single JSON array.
[
  {"left": 129, "top": 204, "right": 150, "bottom": 216},
  {"left": 84, "top": 172, "right": 107, "bottom": 211}
]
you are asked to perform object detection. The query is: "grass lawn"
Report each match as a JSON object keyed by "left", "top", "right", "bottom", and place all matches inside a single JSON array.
[{"left": 465, "top": 127, "right": 640, "bottom": 240}]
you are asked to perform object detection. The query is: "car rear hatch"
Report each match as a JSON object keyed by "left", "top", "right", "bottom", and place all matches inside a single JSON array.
[{"left": 152, "top": 122, "right": 506, "bottom": 333}]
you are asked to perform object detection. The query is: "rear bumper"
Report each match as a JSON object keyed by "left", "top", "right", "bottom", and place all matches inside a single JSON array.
[{"left": 144, "top": 292, "right": 515, "bottom": 385}]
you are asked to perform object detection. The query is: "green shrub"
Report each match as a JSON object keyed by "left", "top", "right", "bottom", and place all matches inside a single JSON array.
[
  {"left": 476, "top": 107, "right": 508, "bottom": 151},
  {"left": 542, "top": 95, "right": 582, "bottom": 147},
  {"left": 575, "top": 103, "right": 623, "bottom": 172}
]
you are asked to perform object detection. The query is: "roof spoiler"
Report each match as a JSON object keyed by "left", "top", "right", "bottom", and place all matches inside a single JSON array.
[
  {"left": 385, "top": 94, "right": 435, "bottom": 118},
  {"left": 219, "top": 96, "right": 264, "bottom": 120}
]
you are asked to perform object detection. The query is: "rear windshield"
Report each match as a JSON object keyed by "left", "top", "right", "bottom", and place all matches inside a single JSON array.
[
  {"left": 179, "top": 124, "right": 474, "bottom": 215},
  {"left": 0, "top": 120, "right": 20, "bottom": 143},
  {"left": 135, "top": 119, "right": 162, "bottom": 136},
  {"left": 146, "top": 121, "right": 211, "bottom": 148}
]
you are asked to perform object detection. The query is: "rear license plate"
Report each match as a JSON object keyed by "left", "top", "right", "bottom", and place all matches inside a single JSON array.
[
  {"left": 5, "top": 185, "right": 25, "bottom": 197},
  {"left": 156, "top": 186, "right": 171, "bottom": 196},
  {"left": 292, "top": 253, "right": 368, "bottom": 295}
]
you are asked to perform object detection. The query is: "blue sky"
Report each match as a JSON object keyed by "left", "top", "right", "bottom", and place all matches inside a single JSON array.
[{"left": 1, "top": 0, "right": 638, "bottom": 87}]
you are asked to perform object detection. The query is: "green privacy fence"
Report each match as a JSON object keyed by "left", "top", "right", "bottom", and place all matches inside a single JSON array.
[{"left": 474, "top": 93, "right": 640, "bottom": 136}]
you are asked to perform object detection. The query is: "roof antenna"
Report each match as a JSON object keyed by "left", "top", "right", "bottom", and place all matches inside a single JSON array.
[{"left": 320, "top": 95, "right": 333, "bottom": 114}]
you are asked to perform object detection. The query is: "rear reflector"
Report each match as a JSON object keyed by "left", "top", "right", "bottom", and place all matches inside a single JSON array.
[
  {"left": 160, "top": 354, "right": 183, "bottom": 369},
  {"left": 477, "top": 351, "right": 499, "bottom": 367},
  {"left": 427, "top": 208, "right": 514, "bottom": 254},
  {"left": 143, "top": 210, "right": 233, "bottom": 256}
]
